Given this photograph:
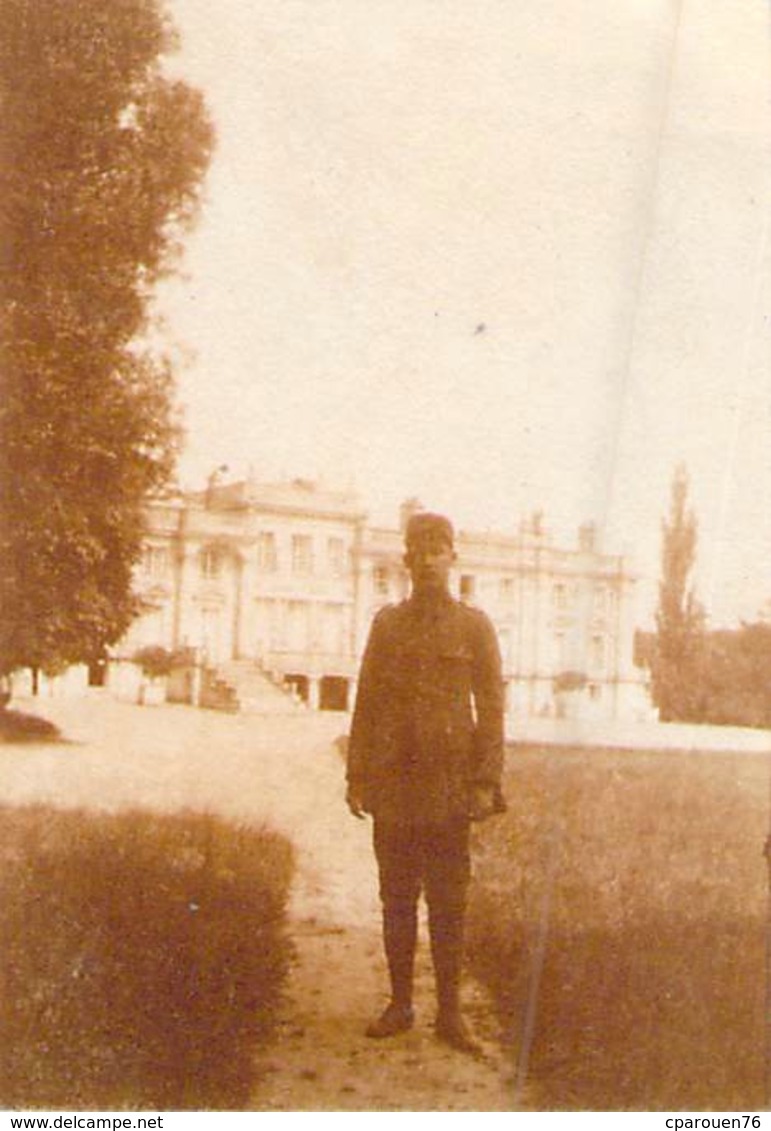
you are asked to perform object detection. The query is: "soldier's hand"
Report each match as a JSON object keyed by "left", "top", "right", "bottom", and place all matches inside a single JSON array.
[
  {"left": 346, "top": 786, "right": 367, "bottom": 820},
  {"left": 470, "top": 784, "right": 497, "bottom": 822}
]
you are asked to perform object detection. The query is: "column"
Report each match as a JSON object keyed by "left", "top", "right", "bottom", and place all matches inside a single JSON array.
[{"left": 308, "top": 676, "right": 321, "bottom": 711}]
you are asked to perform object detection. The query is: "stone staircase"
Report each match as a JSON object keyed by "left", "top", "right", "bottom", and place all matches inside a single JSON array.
[
  {"left": 211, "top": 659, "right": 305, "bottom": 715},
  {"left": 198, "top": 668, "right": 239, "bottom": 714}
]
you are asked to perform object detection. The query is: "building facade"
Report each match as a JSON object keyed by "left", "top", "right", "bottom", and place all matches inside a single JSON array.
[{"left": 119, "top": 477, "right": 649, "bottom": 720}]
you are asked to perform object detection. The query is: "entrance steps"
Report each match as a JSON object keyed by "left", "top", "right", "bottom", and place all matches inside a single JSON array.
[{"left": 213, "top": 660, "right": 305, "bottom": 715}]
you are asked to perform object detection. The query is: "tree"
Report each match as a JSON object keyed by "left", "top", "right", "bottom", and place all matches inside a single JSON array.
[
  {"left": 650, "top": 465, "right": 705, "bottom": 721},
  {"left": 697, "top": 623, "right": 771, "bottom": 729},
  {"left": 0, "top": 0, "right": 213, "bottom": 677}
]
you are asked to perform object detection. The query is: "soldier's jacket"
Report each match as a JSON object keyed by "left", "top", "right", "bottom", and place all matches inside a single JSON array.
[{"left": 347, "top": 592, "right": 505, "bottom": 825}]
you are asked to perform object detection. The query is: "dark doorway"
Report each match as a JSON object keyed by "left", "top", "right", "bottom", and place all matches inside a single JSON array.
[
  {"left": 284, "top": 674, "right": 309, "bottom": 703},
  {"left": 88, "top": 656, "right": 108, "bottom": 687},
  {"left": 319, "top": 676, "right": 348, "bottom": 712}
]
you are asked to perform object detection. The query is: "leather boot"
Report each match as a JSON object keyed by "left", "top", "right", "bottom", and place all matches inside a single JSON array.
[
  {"left": 365, "top": 1001, "right": 415, "bottom": 1039},
  {"left": 429, "top": 910, "right": 482, "bottom": 1056},
  {"left": 366, "top": 903, "right": 417, "bottom": 1039}
]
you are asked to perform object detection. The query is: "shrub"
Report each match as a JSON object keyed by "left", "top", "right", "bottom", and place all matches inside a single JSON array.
[
  {"left": 132, "top": 646, "right": 177, "bottom": 680},
  {"left": 0, "top": 709, "right": 61, "bottom": 743},
  {"left": 466, "top": 744, "right": 767, "bottom": 1110},
  {"left": 0, "top": 806, "right": 295, "bottom": 1109},
  {"left": 552, "top": 670, "right": 588, "bottom": 694}
]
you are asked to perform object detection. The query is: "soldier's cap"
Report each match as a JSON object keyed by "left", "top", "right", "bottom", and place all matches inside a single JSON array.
[{"left": 404, "top": 512, "right": 454, "bottom": 549}]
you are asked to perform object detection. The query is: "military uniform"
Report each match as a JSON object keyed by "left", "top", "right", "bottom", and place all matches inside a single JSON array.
[
  {"left": 347, "top": 583, "right": 505, "bottom": 1045},
  {"left": 347, "top": 591, "right": 505, "bottom": 825}
]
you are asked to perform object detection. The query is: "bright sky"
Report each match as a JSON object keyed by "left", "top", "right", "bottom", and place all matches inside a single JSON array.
[{"left": 156, "top": 0, "right": 771, "bottom": 626}]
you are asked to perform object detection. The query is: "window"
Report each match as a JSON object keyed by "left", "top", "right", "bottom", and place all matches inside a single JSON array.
[
  {"left": 142, "top": 545, "right": 169, "bottom": 578},
  {"left": 200, "top": 606, "right": 222, "bottom": 659},
  {"left": 324, "top": 603, "right": 346, "bottom": 654},
  {"left": 590, "top": 634, "right": 606, "bottom": 671},
  {"left": 328, "top": 537, "right": 345, "bottom": 578},
  {"left": 460, "top": 575, "right": 476, "bottom": 602},
  {"left": 292, "top": 534, "right": 313, "bottom": 575},
  {"left": 257, "top": 532, "right": 277, "bottom": 572},
  {"left": 373, "top": 566, "right": 389, "bottom": 596},
  {"left": 594, "top": 585, "right": 607, "bottom": 614},
  {"left": 552, "top": 583, "right": 567, "bottom": 610},
  {"left": 287, "top": 600, "right": 309, "bottom": 650},
  {"left": 200, "top": 547, "right": 222, "bottom": 580},
  {"left": 499, "top": 577, "right": 514, "bottom": 601},
  {"left": 254, "top": 599, "right": 279, "bottom": 650},
  {"left": 140, "top": 605, "right": 165, "bottom": 644}
]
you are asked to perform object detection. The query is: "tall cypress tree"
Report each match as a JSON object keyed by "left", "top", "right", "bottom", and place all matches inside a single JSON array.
[
  {"left": 0, "top": 0, "right": 213, "bottom": 676},
  {"left": 651, "top": 465, "right": 705, "bottom": 721}
]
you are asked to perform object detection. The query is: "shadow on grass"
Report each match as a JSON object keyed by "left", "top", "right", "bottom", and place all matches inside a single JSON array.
[
  {"left": 0, "top": 805, "right": 295, "bottom": 1109},
  {"left": 0, "top": 709, "right": 62, "bottom": 743},
  {"left": 467, "top": 743, "right": 769, "bottom": 1110}
]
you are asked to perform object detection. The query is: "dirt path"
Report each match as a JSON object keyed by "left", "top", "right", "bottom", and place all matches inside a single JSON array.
[
  {"left": 0, "top": 694, "right": 516, "bottom": 1111},
  {"left": 254, "top": 923, "right": 514, "bottom": 1111}
]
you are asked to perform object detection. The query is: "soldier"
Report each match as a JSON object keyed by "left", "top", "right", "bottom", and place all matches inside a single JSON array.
[{"left": 346, "top": 512, "right": 505, "bottom": 1054}]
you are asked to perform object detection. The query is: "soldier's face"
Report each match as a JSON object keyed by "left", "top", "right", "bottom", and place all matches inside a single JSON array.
[{"left": 404, "top": 535, "right": 455, "bottom": 593}]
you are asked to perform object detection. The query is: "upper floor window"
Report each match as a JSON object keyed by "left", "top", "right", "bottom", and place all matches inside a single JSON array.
[
  {"left": 200, "top": 546, "right": 222, "bottom": 580},
  {"left": 499, "top": 577, "right": 515, "bottom": 600},
  {"left": 590, "top": 634, "right": 606, "bottom": 671},
  {"left": 257, "top": 532, "right": 277, "bottom": 572},
  {"left": 292, "top": 534, "right": 313, "bottom": 575},
  {"left": 460, "top": 574, "right": 476, "bottom": 602},
  {"left": 328, "top": 537, "right": 345, "bottom": 578},
  {"left": 142, "top": 545, "right": 169, "bottom": 578}
]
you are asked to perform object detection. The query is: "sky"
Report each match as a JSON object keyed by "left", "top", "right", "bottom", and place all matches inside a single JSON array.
[{"left": 154, "top": 0, "right": 771, "bottom": 627}]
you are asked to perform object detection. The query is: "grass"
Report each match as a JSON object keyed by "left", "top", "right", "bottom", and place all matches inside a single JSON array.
[
  {"left": 466, "top": 743, "right": 770, "bottom": 1111},
  {"left": 0, "top": 806, "right": 295, "bottom": 1110}
]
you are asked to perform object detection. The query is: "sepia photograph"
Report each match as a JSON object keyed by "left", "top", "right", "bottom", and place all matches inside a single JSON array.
[{"left": 1, "top": 0, "right": 770, "bottom": 1115}]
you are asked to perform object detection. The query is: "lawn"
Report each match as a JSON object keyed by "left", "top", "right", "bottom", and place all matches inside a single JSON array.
[
  {"left": 0, "top": 806, "right": 295, "bottom": 1110},
  {"left": 466, "top": 743, "right": 770, "bottom": 1111}
]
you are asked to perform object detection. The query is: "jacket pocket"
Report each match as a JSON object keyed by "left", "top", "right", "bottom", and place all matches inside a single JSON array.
[{"left": 438, "top": 646, "right": 473, "bottom": 664}]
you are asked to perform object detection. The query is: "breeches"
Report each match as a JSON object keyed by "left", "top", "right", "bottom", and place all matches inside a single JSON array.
[{"left": 373, "top": 817, "right": 471, "bottom": 918}]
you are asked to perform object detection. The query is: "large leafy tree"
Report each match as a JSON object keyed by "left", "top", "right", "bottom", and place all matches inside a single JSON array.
[
  {"left": 698, "top": 623, "right": 771, "bottom": 728},
  {"left": 651, "top": 465, "right": 706, "bottom": 721},
  {"left": 0, "top": 0, "right": 213, "bottom": 675}
]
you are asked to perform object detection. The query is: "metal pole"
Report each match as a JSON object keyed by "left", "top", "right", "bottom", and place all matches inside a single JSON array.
[
  {"left": 759, "top": 787, "right": 764, "bottom": 1103},
  {"left": 514, "top": 764, "right": 564, "bottom": 1106}
]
